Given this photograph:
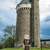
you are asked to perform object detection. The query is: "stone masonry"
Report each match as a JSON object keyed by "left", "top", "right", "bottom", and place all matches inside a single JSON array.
[
  {"left": 16, "top": 0, "right": 40, "bottom": 48},
  {"left": 16, "top": 0, "right": 31, "bottom": 45},
  {"left": 31, "top": 0, "right": 40, "bottom": 47}
]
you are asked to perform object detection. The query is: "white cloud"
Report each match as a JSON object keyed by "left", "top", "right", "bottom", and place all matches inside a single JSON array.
[
  {"left": 0, "top": 0, "right": 17, "bottom": 25},
  {"left": 39, "top": 0, "right": 50, "bottom": 21},
  {"left": 0, "top": 0, "right": 16, "bottom": 10}
]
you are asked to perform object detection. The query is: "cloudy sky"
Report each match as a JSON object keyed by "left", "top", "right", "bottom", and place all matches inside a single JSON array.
[
  {"left": 0, "top": 0, "right": 16, "bottom": 37},
  {"left": 0, "top": 0, "right": 50, "bottom": 39},
  {"left": 39, "top": 0, "right": 50, "bottom": 39}
]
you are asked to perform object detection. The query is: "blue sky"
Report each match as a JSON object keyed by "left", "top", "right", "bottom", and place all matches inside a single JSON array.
[{"left": 0, "top": 0, "right": 50, "bottom": 39}]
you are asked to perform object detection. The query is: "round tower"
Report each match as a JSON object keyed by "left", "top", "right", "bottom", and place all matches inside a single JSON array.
[{"left": 16, "top": 0, "right": 31, "bottom": 45}]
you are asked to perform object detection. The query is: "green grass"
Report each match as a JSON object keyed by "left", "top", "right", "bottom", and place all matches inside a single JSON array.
[
  {"left": 0, "top": 48, "right": 50, "bottom": 50},
  {"left": 0, "top": 48, "right": 23, "bottom": 50}
]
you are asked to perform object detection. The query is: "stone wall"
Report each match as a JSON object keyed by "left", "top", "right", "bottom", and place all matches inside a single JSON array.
[{"left": 31, "top": 0, "right": 40, "bottom": 48}]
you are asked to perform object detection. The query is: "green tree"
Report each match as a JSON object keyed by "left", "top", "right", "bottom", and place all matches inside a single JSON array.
[
  {"left": 4, "top": 37, "right": 15, "bottom": 48},
  {"left": 3, "top": 25, "right": 16, "bottom": 48}
]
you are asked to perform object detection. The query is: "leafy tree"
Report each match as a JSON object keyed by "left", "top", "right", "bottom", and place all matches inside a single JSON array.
[
  {"left": 4, "top": 37, "right": 15, "bottom": 48},
  {"left": 3, "top": 25, "right": 16, "bottom": 48},
  {"left": 4, "top": 25, "right": 16, "bottom": 39},
  {"left": 4, "top": 25, "right": 16, "bottom": 36}
]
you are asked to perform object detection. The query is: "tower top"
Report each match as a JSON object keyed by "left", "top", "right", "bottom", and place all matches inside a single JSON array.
[{"left": 16, "top": 0, "right": 31, "bottom": 10}]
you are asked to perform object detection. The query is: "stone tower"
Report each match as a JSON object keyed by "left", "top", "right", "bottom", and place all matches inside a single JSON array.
[
  {"left": 31, "top": 0, "right": 40, "bottom": 47},
  {"left": 16, "top": 0, "right": 40, "bottom": 48},
  {"left": 16, "top": 0, "right": 31, "bottom": 45}
]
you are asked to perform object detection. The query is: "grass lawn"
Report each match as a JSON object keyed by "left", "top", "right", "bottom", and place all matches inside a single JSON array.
[{"left": 0, "top": 48, "right": 50, "bottom": 50}]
